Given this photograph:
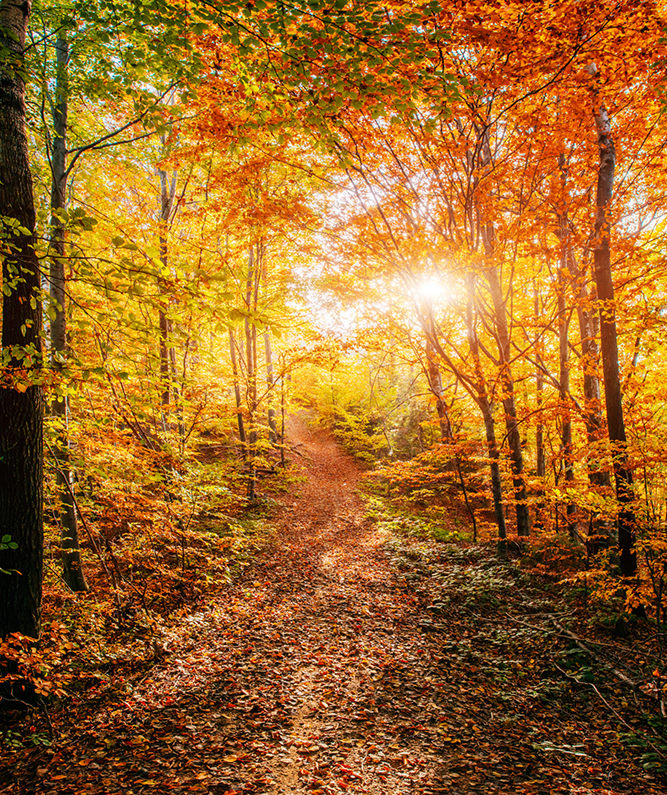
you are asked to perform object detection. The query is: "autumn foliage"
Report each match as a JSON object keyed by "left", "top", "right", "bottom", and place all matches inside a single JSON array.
[{"left": 2, "top": 0, "right": 667, "bottom": 789}]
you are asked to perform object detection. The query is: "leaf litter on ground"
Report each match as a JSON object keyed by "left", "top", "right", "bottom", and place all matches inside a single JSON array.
[{"left": 1, "top": 417, "right": 666, "bottom": 794}]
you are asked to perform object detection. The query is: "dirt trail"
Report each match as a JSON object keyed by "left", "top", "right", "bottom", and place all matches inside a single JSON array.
[{"left": 3, "top": 416, "right": 663, "bottom": 794}]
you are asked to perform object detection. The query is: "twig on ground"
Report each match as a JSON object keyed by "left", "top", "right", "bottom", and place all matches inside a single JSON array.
[
  {"left": 550, "top": 619, "right": 642, "bottom": 690},
  {"left": 555, "top": 662, "right": 667, "bottom": 764}
]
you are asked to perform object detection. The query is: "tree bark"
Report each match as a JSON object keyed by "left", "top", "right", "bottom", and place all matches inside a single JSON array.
[
  {"left": 229, "top": 328, "right": 246, "bottom": 453},
  {"left": 556, "top": 235, "right": 576, "bottom": 536},
  {"left": 567, "top": 255, "right": 610, "bottom": 488},
  {"left": 534, "top": 285, "right": 546, "bottom": 531},
  {"left": 157, "top": 167, "right": 178, "bottom": 426},
  {"left": 0, "top": 0, "right": 44, "bottom": 639},
  {"left": 558, "top": 152, "right": 612, "bottom": 501},
  {"left": 473, "top": 123, "right": 528, "bottom": 537},
  {"left": 484, "top": 261, "right": 530, "bottom": 537},
  {"left": 588, "top": 64, "right": 636, "bottom": 577},
  {"left": 425, "top": 334, "right": 453, "bottom": 443},
  {"left": 264, "top": 329, "right": 277, "bottom": 442},
  {"left": 262, "top": 265, "right": 277, "bottom": 443},
  {"left": 466, "top": 274, "right": 506, "bottom": 546},
  {"left": 49, "top": 34, "right": 87, "bottom": 593},
  {"left": 245, "top": 247, "right": 258, "bottom": 501}
]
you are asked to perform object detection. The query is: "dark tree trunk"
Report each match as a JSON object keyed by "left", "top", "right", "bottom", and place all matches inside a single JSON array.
[
  {"left": 480, "top": 397, "right": 507, "bottom": 547},
  {"left": 558, "top": 150, "right": 612, "bottom": 549},
  {"left": 473, "top": 125, "right": 528, "bottom": 537},
  {"left": 158, "top": 309, "right": 171, "bottom": 413},
  {"left": 559, "top": 152, "right": 612, "bottom": 512},
  {"left": 568, "top": 258, "right": 611, "bottom": 490},
  {"left": 484, "top": 261, "right": 530, "bottom": 537},
  {"left": 466, "top": 275, "right": 506, "bottom": 546},
  {"left": 588, "top": 64, "right": 636, "bottom": 577},
  {"left": 557, "top": 244, "right": 576, "bottom": 535},
  {"left": 0, "top": 0, "right": 44, "bottom": 639},
  {"left": 229, "top": 328, "right": 246, "bottom": 453},
  {"left": 49, "top": 34, "right": 87, "bottom": 593},
  {"left": 534, "top": 285, "right": 546, "bottom": 531}
]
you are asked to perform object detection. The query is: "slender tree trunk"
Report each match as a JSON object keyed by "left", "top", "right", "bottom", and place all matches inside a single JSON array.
[
  {"left": 567, "top": 261, "right": 614, "bottom": 551},
  {"left": 260, "top": 260, "right": 277, "bottom": 442},
  {"left": 588, "top": 64, "right": 636, "bottom": 577},
  {"left": 158, "top": 310, "right": 170, "bottom": 415},
  {"left": 535, "top": 371, "right": 545, "bottom": 475},
  {"left": 157, "top": 167, "right": 177, "bottom": 427},
  {"left": 559, "top": 153, "right": 612, "bottom": 545},
  {"left": 0, "top": 0, "right": 44, "bottom": 639},
  {"left": 534, "top": 285, "right": 546, "bottom": 530},
  {"left": 280, "top": 361, "right": 286, "bottom": 466},
  {"left": 557, "top": 241, "right": 576, "bottom": 535},
  {"left": 259, "top": 261, "right": 274, "bottom": 449},
  {"left": 466, "top": 274, "right": 506, "bottom": 546},
  {"left": 480, "top": 399, "right": 506, "bottom": 545},
  {"left": 571, "top": 271, "right": 610, "bottom": 490},
  {"left": 229, "top": 328, "right": 246, "bottom": 453},
  {"left": 49, "top": 36, "right": 68, "bottom": 370},
  {"left": 264, "top": 329, "right": 277, "bottom": 443},
  {"left": 48, "top": 34, "right": 87, "bottom": 592},
  {"left": 473, "top": 124, "right": 528, "bottom": 537},
  {"left": 484, "top": 261, "right": 530, "bottom": 537},
  {"left": 425, "top": 334, "right": 452, "bottom": 442},
  {"left": 245, "top": 247, "right": 257, "bottom": 501}
]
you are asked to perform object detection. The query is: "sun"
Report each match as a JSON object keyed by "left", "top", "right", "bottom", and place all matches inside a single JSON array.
[{"left": 412, "top": 275, "right": 449, "bottom": 305}]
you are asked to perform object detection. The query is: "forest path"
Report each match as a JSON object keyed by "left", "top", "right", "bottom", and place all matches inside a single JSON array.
[{"left": 6, "top": 415, "right": 662, "bottom": 794}]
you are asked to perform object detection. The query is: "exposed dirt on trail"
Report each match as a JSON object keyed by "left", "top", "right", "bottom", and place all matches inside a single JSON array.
[{"left": 2, "top": 416, "right": 665, "bottom": 795}]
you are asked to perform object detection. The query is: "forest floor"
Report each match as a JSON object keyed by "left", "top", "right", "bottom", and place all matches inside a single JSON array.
[{"left": 2, "top": 416, "right": 667, "bottom": 795}]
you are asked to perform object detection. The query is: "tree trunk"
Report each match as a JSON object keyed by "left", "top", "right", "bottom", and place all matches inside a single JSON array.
[
  {"left": 229, "top": 328, "right": 246, "bottom": 453},
  {"left": 534, "top": 285, "right": 546, "bottom": 530},
  {"left": 480, "top": 397, "right": 506, "bottom": 546},
  {"left": 466, "top": 274, "right": 506, "bottom": 546},
  {"left": 484, "top": 261, "right": 530, "bottom": 537},
  {"left": 588, "top": 64, "right": 636, "bottom": 577},
  {"left": 261, "top": 261, "right": 277, "bottom": 443},
  {"left": 557, "top": 240, "right": 576, "bottom": 536},
  {"left": 245, "top": 247, "right": 258, "bottom": 501},
  {"left": 264, "top": 328, "right": 277, "bottom": 442},
  {"left": 559, "top": 151, "right": 612, "bottom": 540},
  {"left": 49, "top": 34, "right": 87, "bottom": 593},
  {"left": 157, "top": 167, "right": 178, "bottom": 427},
  {"left": 0, "top": 0, "right": 44, "bottom": 639},
  {"left": 473, "top": 123, "right": 528, "bottom": 537},
  {"left": 566, "top": 255, "right": 611, "bottom": 483},
  {"left": 425, "top": 334, "right": 453, "bottom": 442}
]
